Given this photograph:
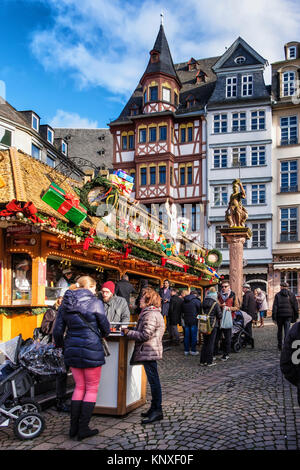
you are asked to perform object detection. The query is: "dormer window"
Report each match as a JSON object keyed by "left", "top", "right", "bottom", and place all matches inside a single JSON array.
[
  {"left": 234, "top": 56, "right": 246, "bottom": 64},
  {"left": 186, "top": 95, "right": 195, "bottom": 109},
  {"left": 47, "top": 128, "right": 54, "bottom": 144},
  {"left": 196, "top": 70, "right": 207, "bottom": 83},
  {"left": 282, "top": 71, "right": 296, "bottom": 96},
  {"left": 150, "top": 50, "right": 160, "bottom": 63},
  {"left": 61, "top": 141, "right": 67, "bottom": 155},
  {"left": 288, "top": 46, "right": 297, "bottom": 59},
  {"left": 188, "top": 58, "right": 197, "bottom": 71},
  {"left": 130, "top": 104, "right": 139, "bottom": 116},
  {"left": 32, "top": 114, "right": 39, "bottom": 131}
]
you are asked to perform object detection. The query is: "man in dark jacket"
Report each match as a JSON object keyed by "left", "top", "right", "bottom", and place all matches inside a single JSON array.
[
  {"left": 241, "top": 283, "right": 257, "bottom": 342},
  {"left": 181, "top": 290, "right": 201, "bottom": 356},
  {"left": 168, "top": 288, "right": 183, "bottom": 345},
  {"left": 280, "top": 320, "right": 300, "bottom": 406},
  {"left": 272, "top": 281, "right": 299, "bottom": 351},
  {"left": 115, "top": 274, "right": 136, "bottom": 307}
]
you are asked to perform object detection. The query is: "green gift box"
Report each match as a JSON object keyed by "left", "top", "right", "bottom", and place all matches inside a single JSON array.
[{"left": 42, "top": 181, "right": 88, "bottom": 226}]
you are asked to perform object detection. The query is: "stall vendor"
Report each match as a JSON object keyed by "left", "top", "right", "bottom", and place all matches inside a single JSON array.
[
  {"left": 14, "top": 259, "right": 31, "bottom": 298},
  {"left": 56, "top": 269, "right": 73, "bottom": 298},
  {"left": 100, "top": 281, "right": 130, "bottom": 325}
]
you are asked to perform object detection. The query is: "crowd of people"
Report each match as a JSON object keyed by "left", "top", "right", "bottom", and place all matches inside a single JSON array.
[{"left": 36, "top": 272, "right": 299, "bottom": 439}]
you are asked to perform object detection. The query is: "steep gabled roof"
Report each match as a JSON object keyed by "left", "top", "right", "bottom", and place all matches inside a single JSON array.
[{"left": 212, "top": 36, "right": 268, "bottom": 72}]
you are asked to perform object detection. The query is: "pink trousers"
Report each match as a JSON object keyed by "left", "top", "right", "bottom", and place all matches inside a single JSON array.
[{"left": 71, "top": 366, "right": 102, "bottom": 402}]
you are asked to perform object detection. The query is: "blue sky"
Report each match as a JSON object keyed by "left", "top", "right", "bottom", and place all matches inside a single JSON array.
[{"left": 2, "top": 0, "right": 300, "bottom": 129}]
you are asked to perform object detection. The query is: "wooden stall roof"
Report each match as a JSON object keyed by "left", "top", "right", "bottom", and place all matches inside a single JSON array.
[{"left": 0, "top": 147, "right": 112, "bottom": 235}]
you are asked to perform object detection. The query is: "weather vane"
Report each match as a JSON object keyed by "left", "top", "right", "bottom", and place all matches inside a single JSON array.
[{"left": 160, "top": 12, "right": 164, "bottom": 25}]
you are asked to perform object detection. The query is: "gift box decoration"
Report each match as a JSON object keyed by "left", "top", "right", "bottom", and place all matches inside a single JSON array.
[
  {"left": 41, "top": 182, "right": 88, "bottom": 225},
  {"left": 109, "top": 174, "right": 133, "bottom": 197},
  {"left": 114, "top": 169, "right": 134, "bottom": 183}
]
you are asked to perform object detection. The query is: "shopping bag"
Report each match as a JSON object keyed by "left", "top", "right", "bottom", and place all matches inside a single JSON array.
[{"left": 221, "top": 307, "right": 233, "bottom": 329}]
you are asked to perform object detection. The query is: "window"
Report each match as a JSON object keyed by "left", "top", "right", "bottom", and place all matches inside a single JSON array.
[
  {"left": 215, "top": 225, "right": 228, "bottom": 249},
  {"left": 31, "top": 143, "right": 41, "bottom": 160},
  {"left": 280, "top": 116, "right": 298, "bottom": 145},
  {"left": 61, "top": 141, "right": 67, "bottom": 155},
  {"left": 242, "top": 75, "right": 253, "bottom": 96},
  {"left": 150, "top": 167, "right": 156, "bottom": 185},
  {"left": 180, "top": 166, "right": 185, "bottom": 186},
  {"left": 128, "top": 133, "right": 134, "bottom": 149},
  {"left": 187, "top": 126, "right": 193, "bottom": 142},
  {"left": 162, "top": 87, "right": 171, "bottom": 102},
  {"left": 232, "top": 147, "right": 247, "bottom": 167},
  {"left": 226, "top": 76, "right": 237, "bottom": 98},
  {"left": 288, "top": 46, "right": 297, "bottom": 59},
  {"left": 159, "top": 126, "right": 167, "bottom": 141},
  {"left": 280, "top": 207, "right": 298, "bottom": 241},
  {"left": 130, "top": 171, "right": 135, "bottom": 191},
  {"left": 139, "top": 128, "right": 147, "bottom": 143},
  {"left": 150, "top": 86, "right": 158, "bottom": 101},
  {"left": 251, "top": 110, "right": 265, "bottom": 130},
  {"left": 170, "top": 167, "right": 173, "bottom": 185},
  {"left": 232, "top": 112, "right": 246, "bottom": 132},
  {"left": 251, "top": 146, "right": 266, "bottom": 166},
  {"left": 149, "top": 127, "right": 157, "bottom": 142},
  {"left": 213, "top": 114, "right": 227, "bottom": 133},
  {"left": 122, "top": 135, "right": 127, "bottom": 150},
  {"left": 280, "top": 160, "right": 298, "bottom": 192},
  {"left": 47, "top": 129, "right": 54, "bottom": 144},
  {"left": 174, "top": 92, "right": 178, "bottom": 107},
  {"left": 0, "top": 127, "right": 12, "bottom": 146},
  {"left": 159, "top": 166, "right": 166, "bottom": 184},
  {"left": 46, "top": 155, "right": 55, "bottom": 168},
  {"left": 191, "top": 204, "right": 200, "bottom": 232},
  {"left": 187, "top": 166, "right": 193, "bottom": 185},
  {"left": 12, "top": 253, "right": 32, "bottom": 305},
  {"left": 282, "top": 71, "right": 296, "bottom": 96},
  {"left": 251, "top": 184, "right": 266, "bottom": 204},
  {"left": 213, "top": 148, "right": 228, "bottom": 168},
  {"left": 140, "top": 167, "right": 147, "bottom": 186},
  {"left": 32, "top": 114, "right": 39, "bottom": 131},
  {"left": 180, "top": 127, "right": 186, "bottom": 143},
  {"left": 234, "top": 56, "right": 246, "bottom": 64},
  {"left": 144, "top": 90, "right": 147, "bottom": 103},
  {"left": 251, "top": 223, "right": 266, "bottom": 248},
  {"left": 281, "top": 271, "right": 298, "bottom": 294},
  {"left": 214, "top": 186, "right": 228, "bottom": 206}
]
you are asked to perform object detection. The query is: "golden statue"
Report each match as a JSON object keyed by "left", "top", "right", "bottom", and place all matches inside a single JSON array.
[{"left": 225, "top": 179, "right": 248, "bottom": 228}]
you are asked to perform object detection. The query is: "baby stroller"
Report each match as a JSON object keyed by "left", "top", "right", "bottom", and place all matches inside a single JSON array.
[
  {"left": 231, "top": 310, "right": 254, "bottom": 352},
  {"left": 0, "top": 335, "right": 45, "bottom": 440}
]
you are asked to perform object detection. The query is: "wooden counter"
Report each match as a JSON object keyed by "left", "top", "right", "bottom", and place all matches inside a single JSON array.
[{"left": 93, "top": 334, "right": 147, "bottom": 416}]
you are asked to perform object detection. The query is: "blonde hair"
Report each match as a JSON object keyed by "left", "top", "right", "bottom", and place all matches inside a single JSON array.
[
  {"left": 208, "top": 287, "right": 217, "bottom": 294},
  {"left": 69, "top": 275, "right": 96, "bottom": 290},
  {"left": 181, "top": 289, "right": 190, "bottom": 297}
]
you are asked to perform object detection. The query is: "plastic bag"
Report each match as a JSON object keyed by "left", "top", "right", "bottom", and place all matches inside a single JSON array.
[
  {"left": 18, "top": 339, "right": 66, "bottom": 376},
  {"left": 221, "top": 307, "right": 233, "bottom": 329}
]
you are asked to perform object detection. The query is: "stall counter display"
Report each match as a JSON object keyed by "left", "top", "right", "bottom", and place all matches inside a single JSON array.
[{"left": 94, "top": 334, "right": 146, "bottom": 416}]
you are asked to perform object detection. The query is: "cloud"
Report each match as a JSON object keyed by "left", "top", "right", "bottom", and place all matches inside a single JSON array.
[
  {"left": 30, "top": 0, "right": 300, "bottom": 97},
  {"left": 49, "top": 109, "right": 98, "bottom": 128}
]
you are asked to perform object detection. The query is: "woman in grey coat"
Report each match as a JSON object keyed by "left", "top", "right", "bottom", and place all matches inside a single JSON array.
[{"left": 122, "top": 287, "right": 165, "bottom": 425}]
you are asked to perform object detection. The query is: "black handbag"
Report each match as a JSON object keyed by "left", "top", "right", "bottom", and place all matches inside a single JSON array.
[{"left": 76, "top": 312, "right": 110, "bottom": 357}]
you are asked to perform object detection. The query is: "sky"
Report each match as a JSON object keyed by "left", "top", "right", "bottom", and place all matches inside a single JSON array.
[{"left": 1, "top": 0, "right": 300, "bottom": 129}]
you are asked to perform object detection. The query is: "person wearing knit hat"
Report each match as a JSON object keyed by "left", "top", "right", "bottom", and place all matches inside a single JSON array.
[
  {"left": 100, "top": 281, "right": 130, "bottom": 325},
  {"left": 56, "top": 268, "right": 73, "bottom": 298}
]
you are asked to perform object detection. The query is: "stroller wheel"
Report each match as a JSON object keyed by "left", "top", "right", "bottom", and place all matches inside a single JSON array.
[
  {"left": 233, "top": 342, "right": 241, "bottom": 353},
  {"left": 13, "top": 412, "right": 45, "bottom": 440},
  {"left": 19, "top": 399, "right": 41, "bottom": 414}
]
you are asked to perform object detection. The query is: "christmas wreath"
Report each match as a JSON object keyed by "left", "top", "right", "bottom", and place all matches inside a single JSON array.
[
  {"left": 76, "top": 176, "right": 119, "bottom": 217},
  {"left": 205, "top": 249, "right": 223, "bottom": 268}
]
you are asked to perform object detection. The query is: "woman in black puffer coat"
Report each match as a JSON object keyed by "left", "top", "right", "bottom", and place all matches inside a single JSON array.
[{"left": 53, "top": 276, "right": 110, "bottom": 441}]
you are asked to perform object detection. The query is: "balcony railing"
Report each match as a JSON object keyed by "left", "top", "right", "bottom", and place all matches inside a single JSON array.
[
  {"left": 280, "top": 185, "right": 298, "bottom": 193},
  {"left": 280, "top": 232, "right": 298, "bottom": 242},
  {"left": 280, "top": 138, "right": 298, "bottom": 146}
]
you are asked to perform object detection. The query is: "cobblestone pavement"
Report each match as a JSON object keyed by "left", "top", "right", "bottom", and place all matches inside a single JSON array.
[{"left": 1, "top": 319, "right": 300, "bottom": 451}]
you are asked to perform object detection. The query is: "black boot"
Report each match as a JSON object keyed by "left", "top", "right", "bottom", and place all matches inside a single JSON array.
[
  {"left": 69, "top": 400, "right": 82, "bottom": 438},
  {"left": 141, "top": 409, "right": 163, "bottom": 425},
  {"left": 141, "top": 407, "right": 154, "bottom": 418},
  {"left": 77, "top": 402, "right": 99, "bottom": 441}
]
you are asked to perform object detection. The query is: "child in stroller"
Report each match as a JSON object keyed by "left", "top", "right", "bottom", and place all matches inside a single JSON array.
[
  {"left": 0, "top": 335, "right": 45, "bottom": 440},
  {"left": 231, "top": 310, "right": 254, "bottom": 352}
]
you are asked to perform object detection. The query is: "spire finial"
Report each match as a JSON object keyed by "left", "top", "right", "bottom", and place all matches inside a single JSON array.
[{"left": 160, "top": 12, "right": 164, "bottom": 26}]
